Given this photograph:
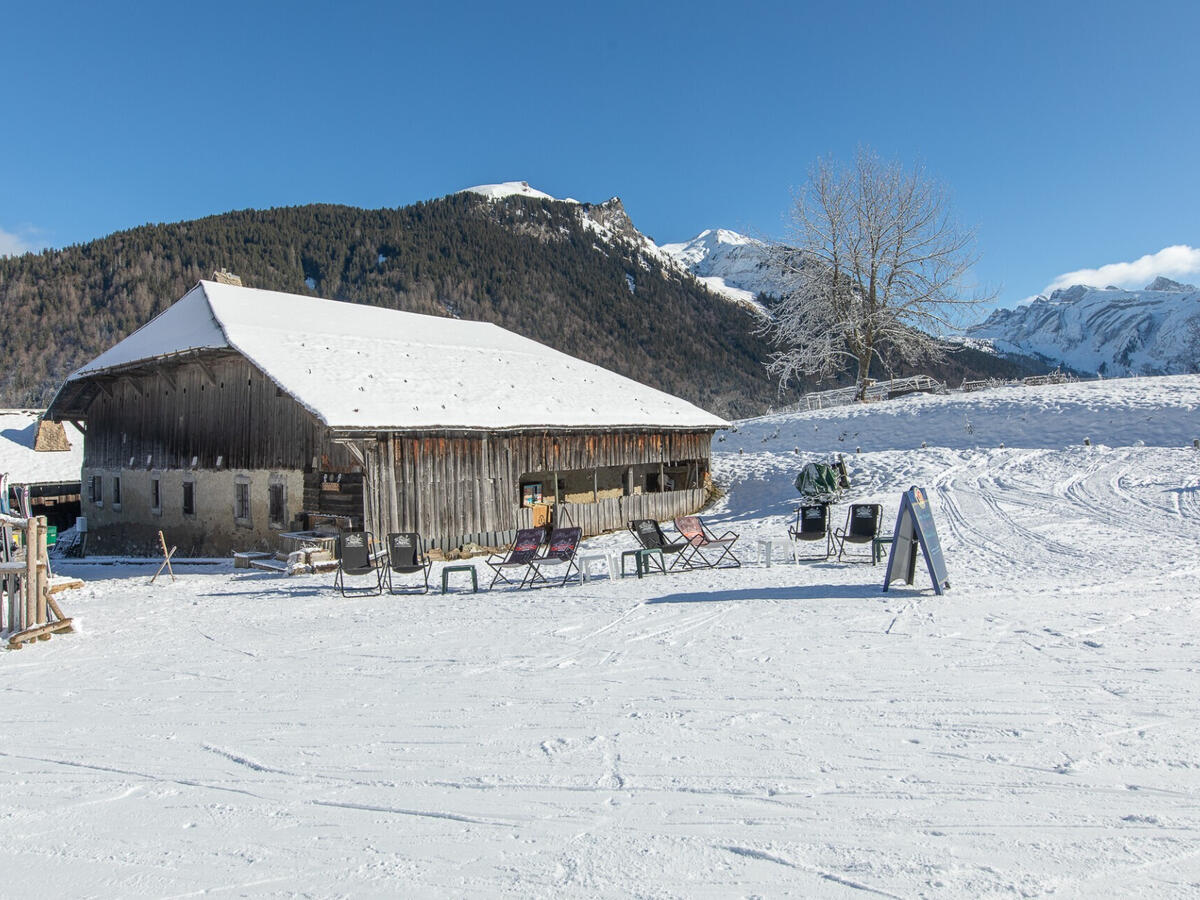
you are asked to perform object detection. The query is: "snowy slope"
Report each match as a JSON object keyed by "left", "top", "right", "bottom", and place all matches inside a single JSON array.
[
  {"left": 659, "top": 228, "right": 785, "bottom": 312},
  {"left": 969, "top": 279, "right": 1200, "bottom": 376},
  {"left": 6, "top": 375, "right": 1200, "bottom": 896}
]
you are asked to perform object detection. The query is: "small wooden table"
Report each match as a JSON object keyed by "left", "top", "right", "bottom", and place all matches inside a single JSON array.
[{"left": 278, "top": 531, "right": 339, "bottom": 556}]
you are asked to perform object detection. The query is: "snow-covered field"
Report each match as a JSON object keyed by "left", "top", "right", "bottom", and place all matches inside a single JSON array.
[{"left": 4, "top": 376, "right": 1200, "bottom": 897}]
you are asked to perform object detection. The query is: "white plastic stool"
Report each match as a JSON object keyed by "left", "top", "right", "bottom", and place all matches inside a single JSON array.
[{"left": 578, "top": 552, "right": 617, "bottom": 582}]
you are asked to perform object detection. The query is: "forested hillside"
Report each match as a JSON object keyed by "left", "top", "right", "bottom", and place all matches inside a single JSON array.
[
  {"left": 0, "top": 194, "right": 792, "bottom": 416},
  {"left": 0, "top": 192, "right": 1038, "bottom": 416}
]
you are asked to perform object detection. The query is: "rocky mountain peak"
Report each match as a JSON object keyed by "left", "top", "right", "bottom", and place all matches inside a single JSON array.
[{"left": 1144, "top": 276, "right": 1197, "bottom": 292}]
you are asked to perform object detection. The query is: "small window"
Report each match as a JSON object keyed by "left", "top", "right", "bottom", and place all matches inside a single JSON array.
[
  {"left": 182, "top": 480, "right": 196, "bottom": 516},
  {"left": 89, "top": 474, "right": 103, "bottom": 507},
  {"left": 234, "top": 479, "right": 251, "bottom": 524},
  {"left": 112, "top": 475, "right": 122, "bottom": 508},
  {"left": 268, "top": 481, "right": 286, "bottom": 528},
  {"left": 151, "top": 477, "right": 161, "bottom": 514}
]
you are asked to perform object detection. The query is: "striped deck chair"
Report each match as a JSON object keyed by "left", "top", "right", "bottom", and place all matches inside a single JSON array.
[
  {"left": 485, "top": 527, "right": 546, "bottom": 589},
  {"left": 673, "top": 515, "right": 741, "bottom": 569},
  {"left": 523, "top": 527, "right": 583, "bottom": 588}
]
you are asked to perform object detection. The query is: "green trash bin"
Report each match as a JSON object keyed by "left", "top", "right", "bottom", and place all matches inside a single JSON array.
[{"left": 45, "top": 525, "right": 58, "bottom": 546}]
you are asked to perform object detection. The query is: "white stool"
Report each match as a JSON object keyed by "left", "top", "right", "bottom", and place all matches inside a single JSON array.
[
  {"left": 578, "top": 552, "right": 617, "bottom": 582},
  {"left": 755, "top": 539, "right": 775, "bottom": 567}
]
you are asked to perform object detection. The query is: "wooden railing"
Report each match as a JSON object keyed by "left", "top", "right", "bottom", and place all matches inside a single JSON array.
[
  {"left": 427, "top": 488, "right": 709, "bottom": 552},
  {"left": 1, "top": 514, "right": 73, "bottom": 649},
  {"left": 785, "top": 375, "right": 948, "bottom": 412}
]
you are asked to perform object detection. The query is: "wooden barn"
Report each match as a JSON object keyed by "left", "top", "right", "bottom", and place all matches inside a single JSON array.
[{"left": 46, "top": 280, "right": 727, "bottom": 556}]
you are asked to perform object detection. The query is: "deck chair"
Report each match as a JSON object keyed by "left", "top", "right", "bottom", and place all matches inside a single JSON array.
[
  {"left": 833, "top": 504, "right": 883, "bottom": 563},
  {"left": 523, "top": 527, "right": 583, "bottom": 588},
  {"left": 334, "top": 530, "right": 383, "bottom": 595},
  {"left": 628, "top": 519, "right": 692, "bottom": 572},
  {"left": 788, "top": 503, "right": 832, "bottom": 560},
  {"left": 384, "top": 532, "right": 432, "bottom": 594},
  {"left": 673, "top": 516, "right": 741, "bottom": 568},
  {"left": 485, "top": 527, "right": 546, "bottom": 589}
]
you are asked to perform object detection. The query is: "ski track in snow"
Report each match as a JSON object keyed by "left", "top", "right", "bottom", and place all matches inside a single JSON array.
[{"left": 4, "top": 375, "right": 1200, "bottom": 896}]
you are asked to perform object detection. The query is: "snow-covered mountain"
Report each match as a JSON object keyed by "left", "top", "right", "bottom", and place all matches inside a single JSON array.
[
  {"left": 659, "top": 229, "right": 787, "bottom": 313},
  {"left": 461, "top": 184, "right": 786, "bottom": 314},
  {"left": 968, "top": 279, "right": 1200, "bottom": 376}
]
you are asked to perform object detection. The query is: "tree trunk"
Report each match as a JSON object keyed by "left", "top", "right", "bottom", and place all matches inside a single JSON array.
[{"left": 854, "top": 349, "right": 872, "bottom": 401}]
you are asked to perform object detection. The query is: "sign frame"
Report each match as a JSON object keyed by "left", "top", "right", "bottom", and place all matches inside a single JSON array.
[{"left": 882, "top": 485, "right": 950, "bottom": 595}]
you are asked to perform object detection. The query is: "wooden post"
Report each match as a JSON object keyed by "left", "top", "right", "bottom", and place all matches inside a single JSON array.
[
  {"left": 24, "top": 518, "right": 37, "bottom": 629},
  {"left": 151, "top": 531, "right": 177, "bottom": 584},
  {"left": 35, "top": 516, "right": 48, "bottom": 633}
]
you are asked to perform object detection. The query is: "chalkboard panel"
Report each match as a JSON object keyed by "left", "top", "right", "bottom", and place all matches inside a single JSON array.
[{"left": 883, "top": 486, "right": 950, "bottom": 595}]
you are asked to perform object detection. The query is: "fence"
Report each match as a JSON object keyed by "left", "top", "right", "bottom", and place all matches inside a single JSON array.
[
  {"left": 962, "top": 368, "right": 1079, "bottom": 392},
  {"left": 787, "top": 375, "right": 947, "bottom": 412},
  {"left": 1, "top": 513, "right": 73, "bottom": 649}
]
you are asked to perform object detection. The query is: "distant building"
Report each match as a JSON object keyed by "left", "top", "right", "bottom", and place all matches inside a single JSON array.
[
  {"left": 47, "top": 281, "right": 726, "bottom": 556},
  {"left": 0, "top": 410, "right": 84, "bottom": 531}
]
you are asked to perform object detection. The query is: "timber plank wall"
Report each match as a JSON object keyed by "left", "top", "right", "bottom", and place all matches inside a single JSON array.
[
  {"left": 361, "top": 430, "right": 713, "bottom": 548},
  {"left": 77, "top": 355, "right": 356, "bottom": 472}
]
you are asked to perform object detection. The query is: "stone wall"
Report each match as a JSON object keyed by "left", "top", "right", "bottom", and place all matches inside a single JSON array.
[{"left": 80, "top": 466, "right": 305, "bottom": 557}]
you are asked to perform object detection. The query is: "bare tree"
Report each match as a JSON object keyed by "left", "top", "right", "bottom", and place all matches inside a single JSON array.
[{"left": 760, "top": 148, "right": 989, "bottom": 400}]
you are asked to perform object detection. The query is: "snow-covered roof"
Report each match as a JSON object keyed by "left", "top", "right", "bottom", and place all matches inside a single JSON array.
[
  {"left": 62, "top": 281, "right": 727, "bottom": 432},
  {"left": 0, "top": 410, "right": 83, "bottom": 485}
]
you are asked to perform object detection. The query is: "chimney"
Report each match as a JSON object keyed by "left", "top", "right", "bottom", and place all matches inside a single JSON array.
[{"left": 212, "top": 268, "right": 243, "bottom": 286}]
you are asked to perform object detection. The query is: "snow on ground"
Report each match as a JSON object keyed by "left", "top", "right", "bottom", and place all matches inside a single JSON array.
[{"left": 5, "top": 376, "right": 1200, "bottom": 897}]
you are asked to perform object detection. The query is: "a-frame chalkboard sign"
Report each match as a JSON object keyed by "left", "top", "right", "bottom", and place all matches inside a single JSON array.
[{"left": 882, "top": 486, "right": 950, "bottom": 595}]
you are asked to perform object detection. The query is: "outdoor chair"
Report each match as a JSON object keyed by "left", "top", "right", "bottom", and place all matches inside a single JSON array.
[
  {"left": 673, "top": 515, "right": 741, "bottom": 568},
  {"left": 523, "top": 527, "right": 583, "bottom": 588},
  {"left": 334, "top": 530, "right": 384, "bottom": 596},
  {"left": 628, "top": 518, "right": 692, "bottom": 573},
  {"left": 485, "top": 527, "right": 546, "bottom": 589},
  {"left": 383, "top": 531, "right": 432, "bottom": 594},
  {"left": 788, "top": 502, "right": 833, "bottom": 560},
  {"left": 833, "top": 503, "right": 883, "bottom": 563}
]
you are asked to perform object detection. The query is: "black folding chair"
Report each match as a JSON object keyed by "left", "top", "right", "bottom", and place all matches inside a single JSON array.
[
  {"left": 485, "top": 527, "right": 546, "bottom": 589},
  {"left": 523, "top": 527, "right": 582, "bottom": 588},
  {"left": 384, "top": 532, "right": 432, "bottom": 594},
  {"left": 334, "top": 530, "right": 384, "bottom": 595},
  {"left": 673, "top": 515, "right": 740, "bottom": 568},
  {"left": 628, "top": 518, "right": 692, "bottom": 572},
  {"left": 788, "top": 503, "right": 832, "bottom": 561},
  {"left": 833, "top": 504, "right": 883, "bottom": 563}
]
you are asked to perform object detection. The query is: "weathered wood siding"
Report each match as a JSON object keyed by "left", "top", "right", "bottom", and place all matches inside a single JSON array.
[
  {"left": 362, "top": 430, "right": 713, "bottom": 547},
  {"left": 302, "top": 472, "right": 365, "bottom": 523},
  {"left": 79, "top": 355, "right": 356, "bottom": 472}
]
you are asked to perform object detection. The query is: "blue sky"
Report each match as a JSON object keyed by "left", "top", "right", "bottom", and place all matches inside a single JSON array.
[{"left": 3, "top": 1, "right": 1198, "bottom": 312}]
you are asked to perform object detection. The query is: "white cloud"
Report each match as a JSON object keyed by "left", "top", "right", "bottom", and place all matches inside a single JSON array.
[
  {"left": 1043, "top": 244, "right": 1200, "bottom": 294},
  {"left": 0, "top": 226, "right": 42, "bottom": 257}
]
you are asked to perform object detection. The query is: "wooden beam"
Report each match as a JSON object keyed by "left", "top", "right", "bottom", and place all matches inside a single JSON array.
[
  {"left": 196, "top": 359, "right": 218, "bottom": 386},
  {"left": 7, "top": 618, "right": 74, "bottom": 648},
  {"left": 70, "top": 419, "right": 87, "bottom": 434},
  {"left": 96, "top": 380, "right": 114, "bottom": 399},
  {"left": 159, "top": 368, "right": 177, "bottom": 391}
]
